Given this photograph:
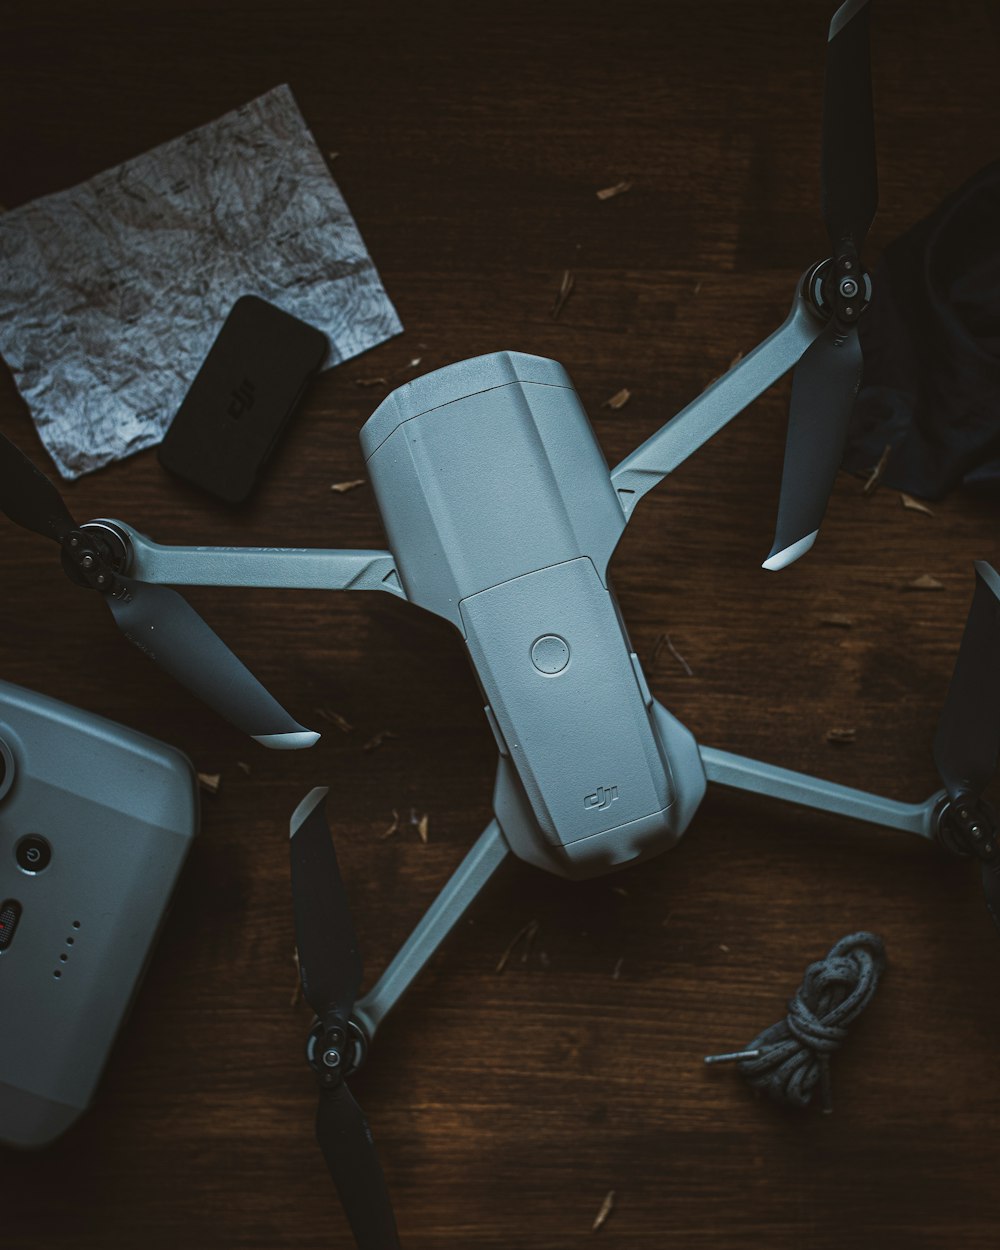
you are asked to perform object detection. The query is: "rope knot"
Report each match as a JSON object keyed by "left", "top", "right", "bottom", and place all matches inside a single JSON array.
[{"left": 734, "top": 932, "right": 886, "bottom": 1112}]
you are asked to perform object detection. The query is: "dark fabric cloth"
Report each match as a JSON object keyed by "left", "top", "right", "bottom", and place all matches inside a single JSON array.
[{"left": 843, "top": 159, "right": 1000, "bottom": 498}]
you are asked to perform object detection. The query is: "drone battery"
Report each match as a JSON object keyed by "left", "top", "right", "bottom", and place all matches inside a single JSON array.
[{"left": 158, "top": 295, "right": 328, "bottom": 504}]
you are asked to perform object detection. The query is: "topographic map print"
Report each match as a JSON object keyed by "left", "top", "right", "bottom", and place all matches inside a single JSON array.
[{"left": 0, "top": 84, "right": 402, "bottom": 478}]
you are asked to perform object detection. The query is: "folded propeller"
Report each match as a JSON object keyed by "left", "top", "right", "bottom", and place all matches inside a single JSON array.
[
  {"left": 933, "top": 562, "right": 1000, "bottom": 931},
  {"left": 764, "top": 0, "right": 878, "bottom": 570},
  {"left": 0, "top": 431, "right": 316, "bottom": 747},
  {"left": 290, "top": 788, "right": 400, "bottom": 1250}
]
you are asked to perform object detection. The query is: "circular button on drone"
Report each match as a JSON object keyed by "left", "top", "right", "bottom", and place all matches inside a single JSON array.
[
  {"left": 15, "top": 835, "right": 51, "bottom": 874},
  {"left": 530, "top": 634, "right": 570, "bottom": 675}
]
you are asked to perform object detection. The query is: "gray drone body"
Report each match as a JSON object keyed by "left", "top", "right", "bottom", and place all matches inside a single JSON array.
[
  {"left": 362, "top": 350, "right": 705, "bottom": 879},
  {"left": 0, "top": 682, "right": 198, "bottom": 1148},
  {"left": 83, "top": 316, "right": 948, "bottom": 1061}
]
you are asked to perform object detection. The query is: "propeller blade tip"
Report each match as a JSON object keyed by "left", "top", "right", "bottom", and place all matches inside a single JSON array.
[
  {"left": 253, "top": 728, "right": 321, "bottom": 750},
  {"left": 973, "top": 560, "right": 1000, "bottom": 597},
  {"left": 762, "top": 530, "right": 818, "bottom": 572},
  {"left": 290, "top": 786, "right": 330, "bottom": 837},
  {"left": 829, "top": 0, "right": 869, "bottom": 42}
]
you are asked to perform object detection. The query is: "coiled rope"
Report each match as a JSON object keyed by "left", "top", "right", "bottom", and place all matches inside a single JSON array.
[{"left": 706, "top": 931, "right": 886, "bottom": 1113}]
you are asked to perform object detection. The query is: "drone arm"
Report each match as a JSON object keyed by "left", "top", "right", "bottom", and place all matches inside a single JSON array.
[
  {"left": 700, "top": 745, "right": 942, "bottom": 840},
  {"left": 610, "top": 284, "right": 825, "bottom": 521},
  {"left": 107, "top": 523, "right": 406, "bottom": 598},
  {"left": 352, "top": 819, "right": 510, "bottom": 1044}
]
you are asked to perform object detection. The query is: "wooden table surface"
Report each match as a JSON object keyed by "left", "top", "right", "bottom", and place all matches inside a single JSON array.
[{"left": 3, "top": 1, "right": 1000, "bottom": 1246}]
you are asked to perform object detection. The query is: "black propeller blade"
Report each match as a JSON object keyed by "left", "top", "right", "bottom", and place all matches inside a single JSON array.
[
  {"left": 290, "top": 788, "right": 401, "bottom": 1250},
  {"left": 106, "top": 578, "right": 315, "bottom": 745},
  {"left": 821, "top": 0, "right": 878, "bottom": 254},
  {"left": 764, "top": 0, "right": 878, "bottom": 570},
  {"left": 0, "top": 428, "right": 316, "bottom": 747},
  {"left": 0, "top": 431, "right": 76, "bottom": 543},
  {"left": 933, "top": 562, "right": 1000, "bottom": 931}
]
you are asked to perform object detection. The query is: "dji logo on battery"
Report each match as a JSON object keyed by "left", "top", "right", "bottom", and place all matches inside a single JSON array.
[
  {"left": 584, "top": 785, "right": 619, "bottom": 812},
  {"left": 228, "top": 378, "right": 255, "bottom": 419}
]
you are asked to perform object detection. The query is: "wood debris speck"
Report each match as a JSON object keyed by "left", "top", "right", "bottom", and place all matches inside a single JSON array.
[
  {"left": 354, "top": 376, "right": 389, "bottom": 388},
  {"left": 316, "top": 707, "right": 353, "bottom": 733},
  {"left": 331, "top": 479, "right": 366, "bottom": 494},
  {"left": 703, "top": 352, "right": 742, "bottom": 390},
  {"left": 291, "top": 948, "right": 302, "bottom": 1007},
  {"left": 551, "top": 269, "right": 575, "bottom": 320},
  {"left": 593, "top": 1190, "right": 616, "bottom": 1232},
  {"left": 496, "top": 919, "right": 540, "bottom": 973},
  {"left": 362, "top": 729, "right": 397, "bottom": 753},
  {"left": 327, "top": 151, "right": 339, "bottom": 162},
  {"left": 380, "top": 810, "right": 400, "bottom": 840},
  {"left": 611, "top": 886, "right": 628, "bottom": 897},
  {"left": 906, "top": 574, "right": 944, "bottom": 591},
  {"left": 197, "top": 772, "right": 221, "bottom": 795},
  {"left": 863, "top": 444, "right": 892, "bottom": 495},
  {"left": 900, "top": 492, "right": 934, "bottom": 517},
  {"left": 820, "top": 614, "right": 853, "bottom": 628},
  {"left": 719, "top": 944, "right": 730, "bottom": 953},
  {"left": 236, "top": 760, "right": 251, "bottom": 775},
  {"left": 596, "top": 179, "right": 633, "bottom": 201},
  {"left": 398, "top": 807, "right": 429, "bottom": 843},
  {"left": 826, "top": 727, "right": 856, "bottom": 745},
  {"left": 651, "top": 631, "right": 693, "bottom": 677},
  {"left": 693, "top": 280, "right": 703, "bottom": 296},
  {"left": 612, "top": 957, "right": 624, "bottom": 980},
  {"left": 602, "top": 387, "right": 631, "bottom": 411}
]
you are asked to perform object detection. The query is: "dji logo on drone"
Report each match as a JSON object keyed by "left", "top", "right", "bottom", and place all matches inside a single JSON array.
[
  {"left": 584, "top": 785, "right": 619, "bottom": 812},
  {"left": 228, "top": 378, "right": 255, "bottom": 419}
]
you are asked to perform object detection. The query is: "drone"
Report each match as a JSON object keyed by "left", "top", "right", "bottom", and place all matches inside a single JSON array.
[{"left": 2, "top": 1, "right": 999, "bottom": 1246}]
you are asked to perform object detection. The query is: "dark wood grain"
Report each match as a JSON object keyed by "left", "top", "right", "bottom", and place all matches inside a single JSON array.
[{"left": 2, "top": 1, "right": 1000, "bottom": 1246}]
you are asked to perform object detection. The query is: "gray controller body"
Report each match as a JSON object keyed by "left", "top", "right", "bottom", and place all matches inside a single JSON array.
[
  {"left": 362, "top": 352, "right": 706, "bottom": 879},
  {"left": 0, "top": 681, "right": 198, "bottom": 1148}
]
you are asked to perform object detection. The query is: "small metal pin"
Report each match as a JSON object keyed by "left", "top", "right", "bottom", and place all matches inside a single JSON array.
[{"left": 703, "top": 1048, "right": 761, "bottom": 1066}]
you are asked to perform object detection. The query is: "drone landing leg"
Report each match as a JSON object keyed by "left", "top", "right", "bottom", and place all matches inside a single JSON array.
[
  {"left": 95, "top": 523, "right": 407, "bottom": 597},
  {"left": 353, "top": 820, "right": 510, "bottom": 1045},
  {"left": 700, "top": 746, "right": 942, "bottom": 840},
  {"left": 610, "top": 285, "right": 825, "bottom": 520}
]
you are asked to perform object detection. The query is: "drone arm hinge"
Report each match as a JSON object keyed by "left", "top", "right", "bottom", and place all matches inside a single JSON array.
[
  {"left": 352, "top": 819, "right": 510, "bottom": 1046},
  {"left": 700, "top": 745, "right": 941, "bottom": 840},
  {"left": 102, "top": 522, "right": 407, "bottom": 598},
  {"left": 936, "top": 795, "right": 999, "bottom": 863},
  {"left": 608, "top": 282, "right": 826, "bottom": 522}
]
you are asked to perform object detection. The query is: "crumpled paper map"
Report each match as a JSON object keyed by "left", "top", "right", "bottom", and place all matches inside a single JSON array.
[{"left": 0, "top": 84, "right": 402, "bottom": 478}]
